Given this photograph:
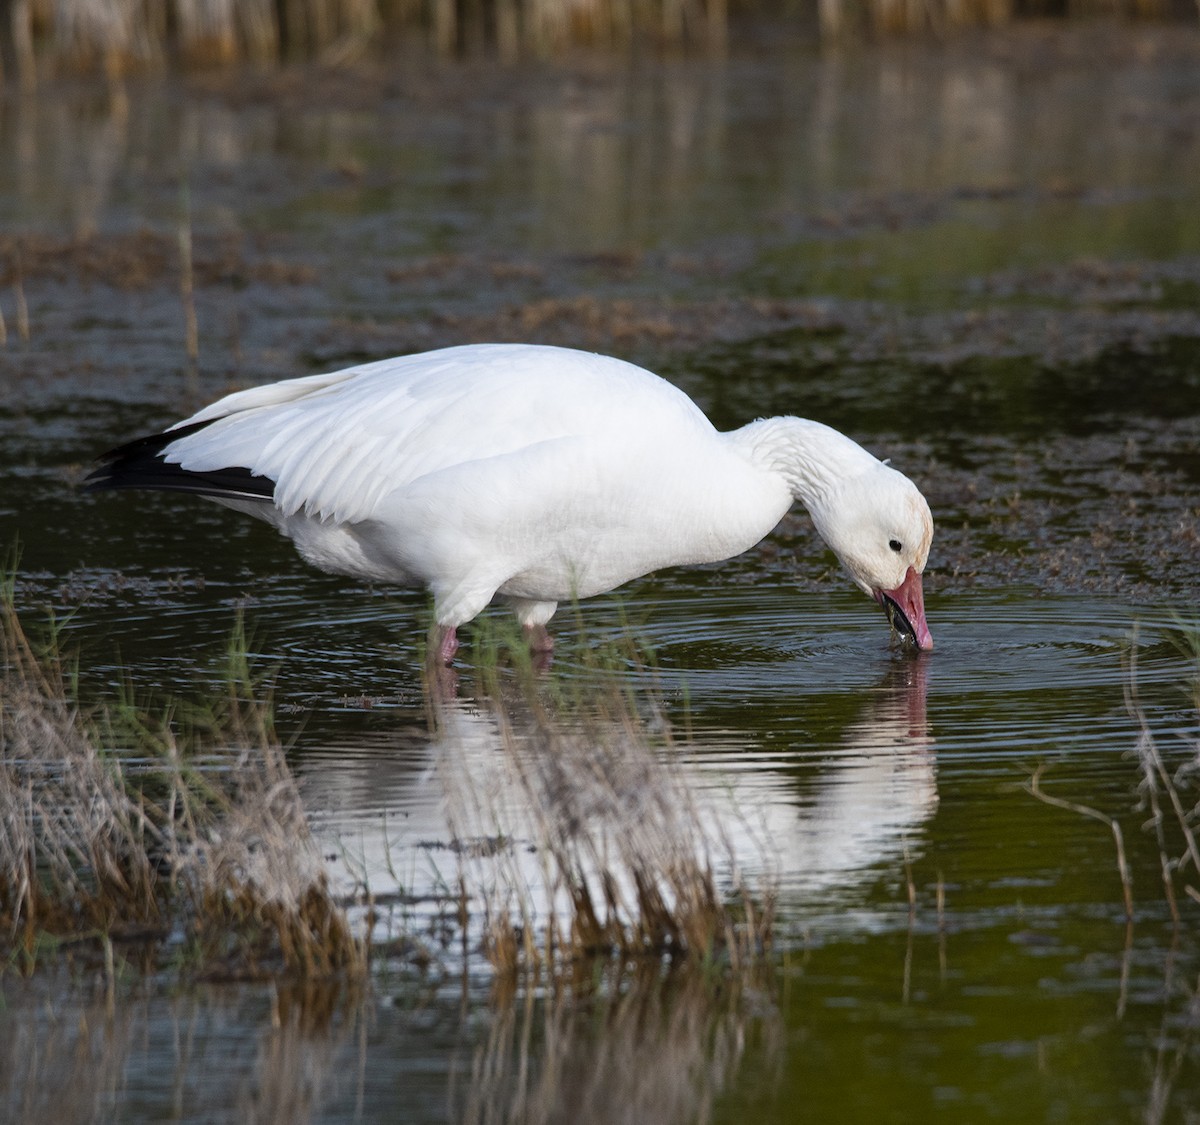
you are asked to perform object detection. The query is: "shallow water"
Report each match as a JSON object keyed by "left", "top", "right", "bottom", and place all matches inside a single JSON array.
[{"left": 4, "top": 25, "right": 1200, "bottom": 1124}]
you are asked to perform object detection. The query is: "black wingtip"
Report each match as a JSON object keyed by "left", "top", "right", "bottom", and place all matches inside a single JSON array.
[{"left": 84, "top": 419, "right": 277, "bottom": 503}]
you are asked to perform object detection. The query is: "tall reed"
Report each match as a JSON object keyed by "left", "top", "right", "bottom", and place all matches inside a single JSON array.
[
  {"left": 1026, "top": 623, "right": 1200, "bottom": 931},
  {"left": 0, "top": 579, "right": 367, "bottom": 980},
  {"left": 7, "top": 0, "right": 1190, "bottom": 81},
  {"left": 435, "top": 622, "right": 776, "bottom": 981}
]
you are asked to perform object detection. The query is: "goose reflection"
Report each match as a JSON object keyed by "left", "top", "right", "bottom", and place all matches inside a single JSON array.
[
  {"left": 683, "top": 656, "right": 935, "bottom": 914},
  {"left": 302, "top": 654, "right": 935, "bottom": 939}
]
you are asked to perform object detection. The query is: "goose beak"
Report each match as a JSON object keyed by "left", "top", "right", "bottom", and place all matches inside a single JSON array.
[{"left": 876, "top": 566, "right": 933, "bottom": 651}]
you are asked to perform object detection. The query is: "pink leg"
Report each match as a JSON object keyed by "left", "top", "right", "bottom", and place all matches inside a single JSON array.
[
  {"left": 523, "top": 623, "right": 555, "bottom": 654},
  {"left": 425, "top": 660, "right": 460, "bottom": 700},
  {"left": 523, "top": 624, "right": 555, "bottom": 672},
  {"left": 430, "top": 624, "right": 459, "bottom": 666}
]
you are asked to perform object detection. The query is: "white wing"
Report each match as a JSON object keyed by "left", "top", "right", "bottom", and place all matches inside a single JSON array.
[{"left": 163, "top": 344, "right": 712, "bottom": 525}]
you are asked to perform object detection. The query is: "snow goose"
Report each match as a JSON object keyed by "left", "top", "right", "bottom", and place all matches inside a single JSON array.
[{"left": 85, "top": 343, "right": 934, "bottom": 663}]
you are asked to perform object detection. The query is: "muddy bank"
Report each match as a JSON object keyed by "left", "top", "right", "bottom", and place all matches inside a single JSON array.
[
  {"left": 5, "top": 225, "right": 1200, "bottom": 388},
  {"left": 7, "top": 222, "right": 1199, "bottom": 605}
]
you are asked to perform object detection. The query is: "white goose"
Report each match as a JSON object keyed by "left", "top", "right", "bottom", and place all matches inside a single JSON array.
[{"left": 86, "top": 343, "right": 934, "bottom": 663}]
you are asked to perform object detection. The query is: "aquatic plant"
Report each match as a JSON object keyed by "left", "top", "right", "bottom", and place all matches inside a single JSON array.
[
  {"left": 1126, "top": 622, "right": 1200, "bottom": 925},
  {"left": 1, "top": 558, "right": 777, "bottom": 991},
  {"left": 0, "top": 580, "right": 367, "bottom": 980},
  {"left": 1026, "top": 622, "right": 1200, "bottom": 930},
  {"left": 437, "top": 616, "right": 777, "bottom": 980}
]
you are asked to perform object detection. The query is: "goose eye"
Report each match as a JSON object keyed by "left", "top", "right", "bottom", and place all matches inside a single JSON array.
[{"left": 889, "top": 539, "right": 903, "bottom": 553}]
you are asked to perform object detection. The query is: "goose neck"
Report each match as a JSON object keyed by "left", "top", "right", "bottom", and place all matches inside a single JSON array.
[{"left": 730, "top": 417, "right": 881, "bottom": 507}]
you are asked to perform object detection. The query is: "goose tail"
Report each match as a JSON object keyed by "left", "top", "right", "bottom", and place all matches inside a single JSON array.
[{"left": 83, "top": 419, "right": 277, "bottom": 503}]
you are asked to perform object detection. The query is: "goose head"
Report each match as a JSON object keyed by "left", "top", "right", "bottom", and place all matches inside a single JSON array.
[{"left": 809, "top": 464, "right": 934, "bottom": 651}]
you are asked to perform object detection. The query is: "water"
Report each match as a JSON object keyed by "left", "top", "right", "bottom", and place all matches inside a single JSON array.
[{"left": 3, "top": 27, "right": 1200, "bottom": 1124}]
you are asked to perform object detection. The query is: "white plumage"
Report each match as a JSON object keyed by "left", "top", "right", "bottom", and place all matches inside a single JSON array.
[{"left": 87, "top": 343, "right": 934, "bottom": 663}]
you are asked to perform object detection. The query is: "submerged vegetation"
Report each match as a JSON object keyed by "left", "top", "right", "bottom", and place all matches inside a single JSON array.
[
  {"left": 1126, "top": 623, "right": 1200, "bottom": 923},
  {"left": 0, "top": 0, "right": 1195, "bottom": 83},
  {"left": 439, "top": 627, "right": 776, "bottom": 978},
  {"left": 0, "top": 585, "right": 368, "bottom": 979},
  {"left": 0, "top": 572, "right": 778, "bottom": 988},
  {"left": 0, "top": 586, "right": 781, "bottom": 1116},
  {"left": 1027, "top": 621, "right": 1200, "bottom": 931}
]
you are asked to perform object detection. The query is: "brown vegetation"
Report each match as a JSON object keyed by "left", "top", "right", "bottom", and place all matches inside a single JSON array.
[
  {"left": 1, "top": 571, "right": 777, "bottom": 989},
  {"left": 0, "top": 589, "right": 367, "bottom": 979},
  {"left": 438, "top": 636, "right": 777, "bottom": 980},
  {"left": 1, "top": 0, "right": 1196, "bottom": 84},
  {"left": 1026, "top": 624, "right": 1200, "bottom": 929}
]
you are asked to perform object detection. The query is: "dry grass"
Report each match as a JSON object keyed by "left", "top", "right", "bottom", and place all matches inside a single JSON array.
[
  {"left": 1126, "top": 624, "right": 1200, "bottom": 922},
  {"left": 1026, "top": 621, "right": 1200, "bottom": 930},
  {"left": 3, "top": 0, "right": 1193, "bottom": 81},
  {"left": 0, "top": 579, "right": 367, "bottom": 980},
  {"left": 0, "top": 588, "right": 161, "bottom": 957},
  {"left": 3, "top": 564, "right": 775, "bottom": 992},
  {"left": 5, "top": 0, "right": 728, "bottom": 81},
  {"left": 1, "top": 585, "right": 779, "bottom": 1115},
  {"left": 435, "top": 628, "right": 776, "bottom": 982}
]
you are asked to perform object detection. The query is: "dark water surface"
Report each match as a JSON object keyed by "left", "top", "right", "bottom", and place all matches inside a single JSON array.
[{"left": 4, "top": 27, "right": 1200, "bottom": 1124}]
